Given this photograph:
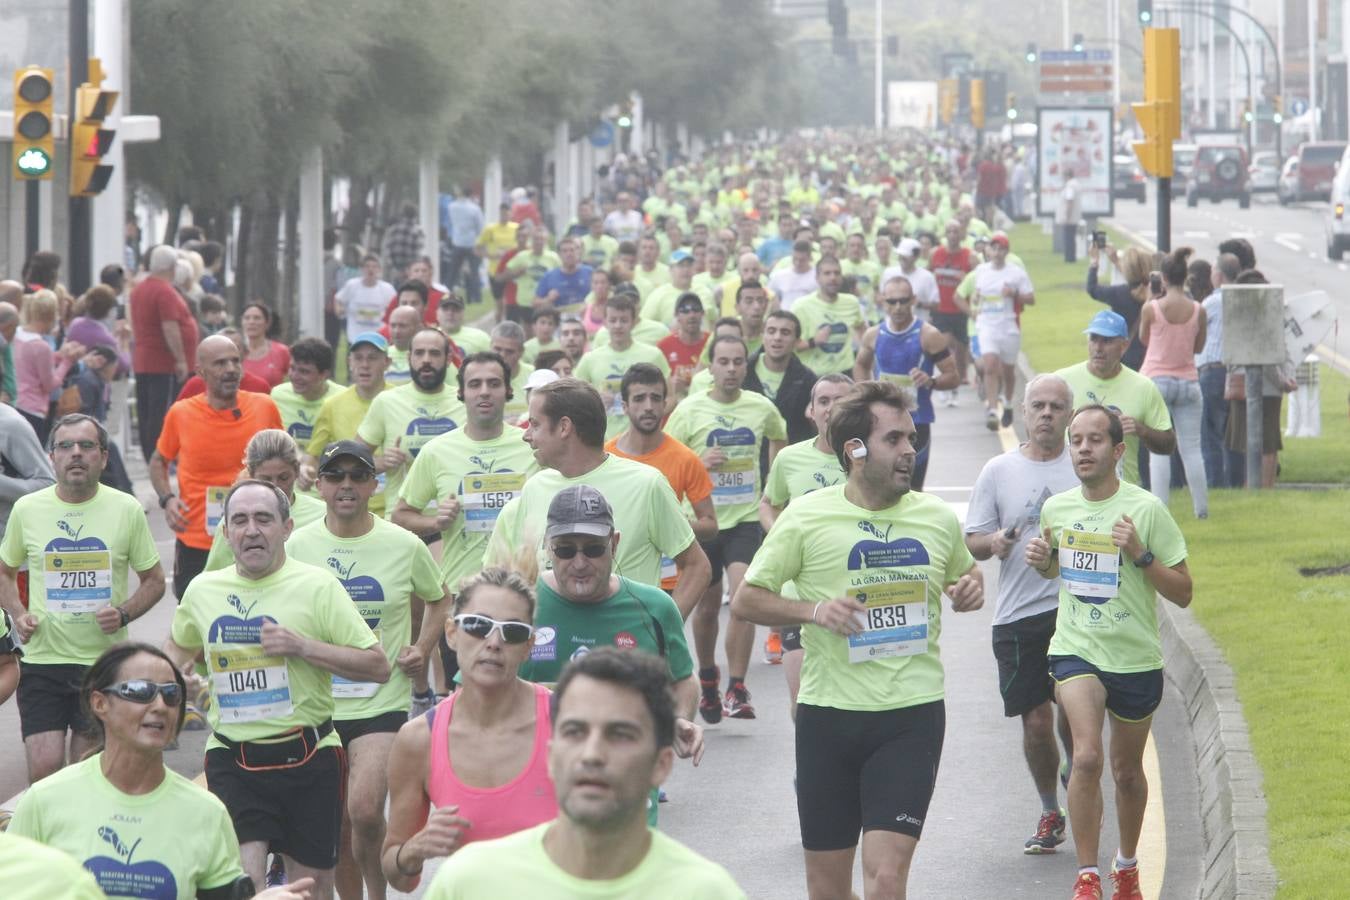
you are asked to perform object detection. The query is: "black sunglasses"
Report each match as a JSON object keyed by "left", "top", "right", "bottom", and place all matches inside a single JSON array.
[
  {"left": 453, "top": 614, "right": 534, "bottom": 644},
  {"left": 320, "top": 468, "right": 374, "bottom": 483},
  {"left": 676, "top": 305, "right": 702, "bottom": 314},
  {"left": 551, "top": 542, "right": 608, "bottom": 560},
  {"left": 101, "top": 680, "right": 184, "bottom": 707}
]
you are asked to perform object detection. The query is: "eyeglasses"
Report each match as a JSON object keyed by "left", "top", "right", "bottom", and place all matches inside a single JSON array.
[
  {"left": 320, "top": 468, "right": 374, "bottom": 483},
  {"left": 453, "top": 614, "right": 534, "bottom": 644},
  {"left": 54, "top": 440, "right": 102, "bottom": 452},
  {"left": 101, "top": 680, "right": 183, "bottom": 707},
  {"left": 550, "top": 541, "right": 608, "bottom": 560}
]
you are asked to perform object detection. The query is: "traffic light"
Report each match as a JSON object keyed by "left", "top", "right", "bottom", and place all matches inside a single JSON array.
[
  {"left": 1006, "top": 94, "right": 1018, "bottom": 120},
  {"left": 1025, "top": 43, "right": 1038, "bottom": 64},
  {"left": 1272, "top": 95, "right": 1284, "bottom": 124},
  {"left": 69, "top": 62, "right": 119, "bottom": 198},
  {"left": 1138, "top": 0, "right": 1153, "bottom": 23},
  {"left": 970, "top": 77, "right": 986, "bottom": 129},
  {"left": 1242, "top": 103, "right": 1254, "bottom": 124},
  {"left": 1131, "top": 27, "right": 1180, "bottom": 177},
  {"left": 1073, "top": 33, "right": 1085, "bottom": 53},
  {"left": 938, "top": 78, "right": 958, "bottom": 125},
  {"left": 12, "top": 66, "right": 55, "bottom": 181}
]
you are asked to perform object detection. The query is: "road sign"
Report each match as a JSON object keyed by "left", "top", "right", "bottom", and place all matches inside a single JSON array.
[
  {"left": 1039, "top": 49, "right": 1114, "bottom": 97},
  {"left": 589, "top": 121, "right": 615, "bottom": 148},
  {"left": 1291, "top": 98, "right": 1308, "bottom": 116}
]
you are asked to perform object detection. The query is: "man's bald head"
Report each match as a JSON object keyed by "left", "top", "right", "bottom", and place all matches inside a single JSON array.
[
  {"left": 0, "top": 281, "right": 23, "bottom": 306},
  {"left": 197, "top": 334, "right": 242, "bottom": 401},
  {"left": 198, "top": 333, "right": 238, "bottom": 364},
  {"left": 0, "top": 301, "right": 18, "bottom": 326}
]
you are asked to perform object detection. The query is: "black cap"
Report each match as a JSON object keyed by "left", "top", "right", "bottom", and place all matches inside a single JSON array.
[
  {"left": 545, "top": 485, "right": 615, "bottom": 540},
  {"left": 318, "top": 441, "right": 376, "bottom": 474}
]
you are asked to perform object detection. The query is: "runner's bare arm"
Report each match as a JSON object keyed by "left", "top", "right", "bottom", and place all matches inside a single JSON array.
[
  {"left": 390, "top": 497, "right": 443, "bottom": 537},
  {"left": 689, "top": 495, "right": 718, "bottom": 543},
  {"left": 381, "top": 717, "right": 436, "bottom": 892},
  {"left": 944, "top": 563, "right": 984, "bottom": 612},
  {"left": 95, "top": 562, "right": 167, "bottom": 634},
  {"left": 259, "top": 624, "right": 391, "bottom": 683},
  {"left": 767, "top": 439, "right": 786, "bottom": 468},
  {"left": 413, "top": 591, "right": 450, "bottom": 668},
  {"left": 732, "top": 582, "right": 863, "bottom": 633},
  {"left": 852, "top": 326, "right": 878, "bottom": 383},
  {"left": 758, "top": 496, "right": 785, "bottom": 533},
  {"left": 670, "top": 540, "right": 712, "bottom": 621}
]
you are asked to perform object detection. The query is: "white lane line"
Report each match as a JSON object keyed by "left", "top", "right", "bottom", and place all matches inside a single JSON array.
[
  {"left": 1308, "top": 251, "right": 1319, "bottom": 259},
  {"left": 1339, "top": 263, "right": 1348, "bottom": 272},
  {"left": 1139, "top": 733, "right": 1168, "bottom": 900},
  {"left": 1274, "top": 233, "right": 1303, "bottom": 253}
]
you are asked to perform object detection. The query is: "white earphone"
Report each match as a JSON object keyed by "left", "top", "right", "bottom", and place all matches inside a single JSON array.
[{"left": 849, "top": 442, "right": 868, "bottom": 460}]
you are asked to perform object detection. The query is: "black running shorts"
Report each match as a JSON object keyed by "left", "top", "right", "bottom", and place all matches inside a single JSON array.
[
  {"left": 795, "top": 700, "right": 946, "bottom": 849},
  {"left": 992, "top": 608, "right": 1058, "bottom": 718},
  {"left": 1049, "top": 655, "right": 1164, "bottom": 723},
  {"left": 334, "top": 709, "right": 407, "bottom": 746},
  {"left": 699, "top": 521, "right": 763, "bottom": 584},
  {"left": 17, "top": 662, "right": 94, "bottom": 740}
]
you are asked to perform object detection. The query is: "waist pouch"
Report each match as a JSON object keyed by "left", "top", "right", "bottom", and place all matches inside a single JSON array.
[{"left": 216, "top": 720, "right": 333, "bottom": 772}]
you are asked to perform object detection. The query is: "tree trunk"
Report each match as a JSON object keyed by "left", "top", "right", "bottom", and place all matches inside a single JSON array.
[
  {"left": 344, "top": 173, "right": 373, "bottom": 252},
  {"left": 163, "top": 199, "right": 182, "bottom": 246},
  {"left": 240, "top": 188, "right": 282, "bottom": 314},
  {"left": 279, "top": 186, "right": 301, "bottom": 342},
  {"left": 234, "top": 201, "right": 253, "bottom": 317}
]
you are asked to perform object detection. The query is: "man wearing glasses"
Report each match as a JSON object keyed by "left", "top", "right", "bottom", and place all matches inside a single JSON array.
[
  {"left": 289, "top": 441, "right": 448, "bottom": 900},
  {"left": 0, "top": 413, "right": 165, "bottom": 785},
  {"left": 519, "top": 485, "right": 704, "bottom": 824}
]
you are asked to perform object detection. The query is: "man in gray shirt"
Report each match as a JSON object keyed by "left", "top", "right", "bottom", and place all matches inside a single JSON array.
[
  {"left": 0, "top": 404, "right": 56, "bottom": 540},
  {"left": 964, "top": 373, "right": 1079, "bottom": 856}
]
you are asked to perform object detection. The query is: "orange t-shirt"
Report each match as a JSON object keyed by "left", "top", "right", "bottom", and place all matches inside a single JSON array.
[
  {"left": 604, "top": 434, "right": 713, "bottom": 590},
  {"left": 156, "top": 391, "right": 284, "bottom": 550}
]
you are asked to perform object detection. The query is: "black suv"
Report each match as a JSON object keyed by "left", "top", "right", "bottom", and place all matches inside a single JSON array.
[{"left": 1186, "top": 144, "right": 1251, "bottom": 208}]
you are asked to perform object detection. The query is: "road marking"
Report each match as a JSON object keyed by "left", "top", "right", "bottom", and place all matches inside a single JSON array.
[
  {"left": 1316, "top": 343, "right": 1350, "bottom": 376},
  {"left": 1179, "top": 230, "right": 1211, "bottom": 239},
  {"left": 1113, "top": 222, "right": 1159, "bottom": 252},
  {"left": 1274, "top": 233, "right": 1303, "bottom": 252},
  {"left": 1139, "top": 732, "right": 1167, "bottom": 900},
  {"left": 1308, "top": 251, "right": 1319, "bottom": 259},
  {"left": 1339, "top": 263, "right": 1348, "bottom": 272}
]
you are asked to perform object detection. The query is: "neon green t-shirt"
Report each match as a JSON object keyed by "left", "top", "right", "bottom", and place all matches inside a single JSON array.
[
  {"left": 423, "top": 822, "right": 745, "bottom": 900},
  {"left": 744, "top": 486, "right": 975, "bottom": 712},
  {"left": 1041, "top": 481, "right": 1187, "bottom": 673},
  {"left": 640, "top": 283, "right": 712, "bottom": 328},
  {"left": 631, "top": 262, "right": 671, "bottom": 300},
  {"left": 841, "top": 258, "right": 882, "bottom": 302},
  {"left": 591, "top": 319, "right": 670, "bottom": 350},
  {"left": 0, "top": 831, "right": 106, "bottom": 900},
  {"left": 356, "top": 383, "right": 467, "bottom": 518},
  {"left": 1053, "top": 362, "right": 1173, "bottom": 485},
  {"left": 9, "top": 755, "right": 242, "bottom": 900},
  {"left": 204, "top": 491, "right": 326, "bottom": 572},
  {"left": 666, "top": 390, "right": 786, "bottom": 529},
  {"left": 447, "top": 326, "right": 492, "bottom": 356},
  {"left": 170, "top": 557, "right": 378, "bottom": 748},
  {"left": 270, "top": 380, "right": 344, "bottom": 449},
  {"left": 399, "top": 427, "right": 537, "bottom": 594},
  {"left": 307, "top": 384, "right": 391, "bottom": 516},
  {"left": 793, "top": 292, "right": 864, "bottom": 375},
  {"left": 506, "top": 250, "right": 562, "bottom": 307},
  {"left": 580, "top": 233, "right": 619, "bottom": 270},
  {"left": 523, "top": 336, "right": 560, "bottom": 365},
  {"left": 287, "top": 515, "right": 445, "bottom": 718},
  {"left": 505, "top": 363, "right": 534, "bottom": 424},
  {"left": 486, "top": 454, "right": 696, "bottom": 588},
  {"left": 763, "top": 438, "right": 845, "bottom": 506},
  {"left": 0, "top": 486, "right": 159, "bottom": 666},
  {"left": 385, "top": 345, "right": 412, "bottom": 385},
  {"left": 573, "top": 342, "right": 671, "bottom": 438}
]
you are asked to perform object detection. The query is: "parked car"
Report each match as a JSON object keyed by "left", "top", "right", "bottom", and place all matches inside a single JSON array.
[
  {"left": 1112, "top": 155, "right": 1147, "bottom": 203},
  {"left": 1248, "top": 151, "right": 1280, "bottom": 192},
  {"left": 1171, "top": 143, "right": 1198, "bottom": 200},
  {"left": 1324, "top": 151, "right": 1350, "bottom": 259},
  {"left": 1279, "top": 141, "right": 1346, "bottom": 203},
  {"left": 1186, "top": 144, "right": 1251, "bottom": 207}
]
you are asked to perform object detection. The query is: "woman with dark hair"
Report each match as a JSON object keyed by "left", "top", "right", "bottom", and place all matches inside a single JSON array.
[
  {"left": 381, "top": 568, "right": 557, "bottom": 894},
  {"left": 7, "top": 641, "right": 316, "bottom": 899},
  {"left": 240, "top": 302, "right": 292, "bottom": 388}
]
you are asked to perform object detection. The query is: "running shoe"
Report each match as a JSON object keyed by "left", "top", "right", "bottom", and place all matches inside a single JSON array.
[
  {"left": 1109, "top": 864, "right": 1143, "bottom": 900},
  {"left": 723, "top": 684, "right": 756, "bottom": 719},
  {"left": 986, "top": 409, "right": 999, "bottom": 431},
  {"left": 1001, "top": 406, "right": 1014, "bottom": 428},
  {"left": 945, "top": 390, "right": 959, "bottom": 407},
  {"left": 699, "top": 669, "right": 723, "bottom": 724},
  {"left": 1024, "top": 808, "right": 1067, "bottom": 854},
  {"left": 763, "top": 631, "right": 783, "bottom": 664},
  {"left": 409, "top": 689, "right": 437, "bottom": 719},
  {"left": 1070, "top": 871, "right": 1103, "bottom": 900}
]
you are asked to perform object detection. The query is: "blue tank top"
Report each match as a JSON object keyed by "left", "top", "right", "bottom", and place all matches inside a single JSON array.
[{"left": 874, "top": 317, "right": 936, "bottom": 425}]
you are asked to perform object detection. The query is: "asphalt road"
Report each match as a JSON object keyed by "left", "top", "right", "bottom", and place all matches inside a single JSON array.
[{"left": 0, "top": 375, "right": 1206, "bottom": 899}]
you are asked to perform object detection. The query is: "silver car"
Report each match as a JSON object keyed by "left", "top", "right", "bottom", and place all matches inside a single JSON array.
[
  {"left": 1325, "top": 148, "right": 1350, "bottom": 259},
  {"left": 1248, "top": 151, "right": 1280, "bottom": 192}
]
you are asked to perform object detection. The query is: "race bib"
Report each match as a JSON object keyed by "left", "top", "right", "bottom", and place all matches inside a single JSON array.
[
  {"left": 211, "top": 645, "right": 293, "bottom": 723},
  {"left": 43, "top": 549, "right": 113, "bottom": 613},
  {"left": 879, "top": 371, "right": 915, "bottom": 391},
  {"left": 460, "top": 472, "right": 527, "bottom": 533},
  {"left": 977, "top": 292, "right": 1006, "bottom": 315},
  {"left": 354, "top": 304, "right": 383, "bottom": 328},
  {"left": 846, "top": 578, "right": 929, "bottom": 663},
  {"left": 712, "top": 456, "right": 756, "bottom": 506},
  {"left": 205, "top": 486, "right": 230, "bottom": 538},
  {"left": 659, "top": 555, "right": 678, "bottom": 581},
  {"left": 1059, "top": 530, "right": 1120, "bottom": 598}
]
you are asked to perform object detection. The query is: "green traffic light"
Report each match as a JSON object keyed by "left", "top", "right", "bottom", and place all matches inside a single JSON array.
[
  {"left": 617, "top": 115, "right": 632, "bottom": 128},
  {"left": 15, "top": 146, "right": 51, "bottom": 177}
]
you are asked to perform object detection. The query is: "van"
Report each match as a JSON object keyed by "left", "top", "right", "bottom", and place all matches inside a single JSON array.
[
  {"left": 1323, "top": 149, "right": 1350, "bottom": 258},
  {"left": 1280, "top": 141, "right": 1346, "bottom": 203}
]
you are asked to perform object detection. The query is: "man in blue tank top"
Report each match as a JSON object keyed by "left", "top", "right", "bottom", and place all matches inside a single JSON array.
[{"left": 853, "top": 276, "right": 960, "bottom": 491}]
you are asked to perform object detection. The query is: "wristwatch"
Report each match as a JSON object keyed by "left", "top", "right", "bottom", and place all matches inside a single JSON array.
[
  {"left": 158, "top": 492, "right": 175, "bottom": 509},
  {"left": 118, "top": 607, "right": 131, "bottom": 628},
  {"left": 1132, "top": 550, "right": 1156, "bottom": 569}
]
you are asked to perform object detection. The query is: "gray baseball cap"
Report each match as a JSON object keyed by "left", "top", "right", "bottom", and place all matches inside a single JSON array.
[{"left": 545, "top": 485, "right": 614, "bottom": 540}]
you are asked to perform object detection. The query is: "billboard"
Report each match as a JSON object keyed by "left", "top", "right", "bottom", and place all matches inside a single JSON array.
[
  {"left": 887, "top": 81, "right": 938, "bottom": 131},
  {"left": 1036, "top": 106, "right": 1114, "bottom": 219}
]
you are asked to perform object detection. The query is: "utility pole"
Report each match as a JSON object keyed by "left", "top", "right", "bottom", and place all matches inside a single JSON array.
[
  {"left": 874, "top": 0, "right": 883, "bottom": 131},
  {"left": 1308, "top": 0, "right": 1318, "bottom": 140}
]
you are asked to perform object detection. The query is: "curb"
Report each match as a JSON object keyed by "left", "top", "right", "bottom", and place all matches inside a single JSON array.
[{"left": 1014, "top": 349, "right": 1278, "bottom": 899}]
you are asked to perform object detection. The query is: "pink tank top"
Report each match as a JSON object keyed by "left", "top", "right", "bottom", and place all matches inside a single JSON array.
[
  {"left": 426, "top": 683, "right": 558, "bottom": 844},
  {"left": 1140, "top": 298, "right": 1200, "bottom": 380}
]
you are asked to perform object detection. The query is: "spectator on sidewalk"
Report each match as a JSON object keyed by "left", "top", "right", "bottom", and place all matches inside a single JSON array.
[
  {"left": 67, "top": 286, "right": 130, "bottom": 375},
  {"left": 445, "top": 191, "right": 486, "bottom": 305},
  {"left": 131, "top": 245, "right": 199, "bottom": 461},
  {"left": 12, "top": 291, "right": 85, "bottom": 445},
  {"left": 1195, "top": 254, "right": 1237, "bottom": 488},
  {"left": 1055, "top": 166, "right": 1082, "bottom": 264},
  {"left": 239, "top": 302, "right": 291, "bottom": 389},
  {"left": 1223, "top": 269, "right": 1296, "bottom": 489},
  {"left": 383, "top": 203, "right": 425, "bottom": 283},
  {"left": 0, "top": 291, "right": 21, "bottom": 403},
  {"left": 1085, "top": 243, "right": 1153, "bottom": 371}
]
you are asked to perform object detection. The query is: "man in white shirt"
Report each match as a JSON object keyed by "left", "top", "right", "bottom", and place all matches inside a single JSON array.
[
  {"left": 603, "top": 191, "right": 644, "bottom": 244},
  {"left": 335, "top": 255, "right": 397, "bottom": 343},
  {"left": 767, "top": 240, "right": 819, "bottom": 311}
]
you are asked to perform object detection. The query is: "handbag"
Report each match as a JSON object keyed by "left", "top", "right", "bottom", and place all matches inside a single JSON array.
[
  {"left": 1223, "top": 370, "right": 1245, "bottom": 401},
  {"left": 56, "top": 382, "right": 83, "bottom": 416}
]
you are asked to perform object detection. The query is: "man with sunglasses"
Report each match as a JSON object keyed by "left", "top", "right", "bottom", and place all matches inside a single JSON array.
[
  {"left": 0, "top": 414, "right": 165, "bottom": 785},
  {"left": 520, "top": 486, "right": 703, "bottom": 825},
  {"left": 852, "top": 276, "right": 960, "bottom": 492},
  {"left": 167, "top": 478, "right": 389, "bottom": 897},
  {"left": 289, "top": 441, "right": 448, "bottom": 900}
]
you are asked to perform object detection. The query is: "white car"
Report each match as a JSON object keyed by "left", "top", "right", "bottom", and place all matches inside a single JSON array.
[
  {"left": 1248, "top": 151, "right": 1280, "bottom": 193},
  {"left": 1325, "top": 149, "right": 1350, "bottom": 259}
]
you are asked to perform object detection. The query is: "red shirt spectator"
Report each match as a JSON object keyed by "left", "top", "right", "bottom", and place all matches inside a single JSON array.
[
  {"left": 976, "top": 158, "right": 1007, "bottom": 200},
  {"left": 496, "top": 248, "right": 522, "bottom": 310},
  {"left": 242, "top": 340, "right": 292, "bottom": 388},
  {"left": 130, "top": 276, "right": 199, "bottom": 374}
]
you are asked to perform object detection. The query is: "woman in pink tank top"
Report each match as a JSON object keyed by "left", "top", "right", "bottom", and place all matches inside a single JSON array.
[
  {"left": 380, "top": 569, "right": 558, "bottom": 894},
  {"left": 1139, "top": 248, "right": 1209, "bottom": 518}
]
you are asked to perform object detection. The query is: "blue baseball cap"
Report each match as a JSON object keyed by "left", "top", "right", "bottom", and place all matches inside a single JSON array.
[
  {"left": 1083, "top": 310, "right": 1128, "bottom": 339},
  {"left": 349, "top": 331, "right": 388, "bottom": 353},
  {"left": 670, "top": 249, "right": 694, "bottom": 264}
]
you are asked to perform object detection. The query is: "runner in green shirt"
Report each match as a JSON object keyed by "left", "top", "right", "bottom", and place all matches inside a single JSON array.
[
  {"left": 357, "top": 328, "right": 467, "bottom": 519},
  {"left": 435, "top": 293, "right": 491, "bottom": 356},
  {"left": 1024, "top": 403, "right": 1191, "bottom": 900},
  {"left": 502, "top": 229, "right": 561, "bottom": 310},
  {"left": 793, "top": 255, "right": 866, "bottom": 375},
  {"left": 167, "top": 479, "right": 389, "bottom": 894},
  {"left": 301, "top": 332, "right": 391, "bottom": 514},
  {"left": 666, "top": 335, "right": 787, "bottom": 723},
  {"left": 733, "top": 380, "right": 982, "bottom": 900},
  {"left": 289, "top": 440, "right": 448, "bottom": 900},
  {"left": 490, "top": 320, "right": 536, "bottom": 424},
  {"left": 423, "top": 649, "right": 742, "bottom": 900},
  {"left": 631, "top": 236, "right": 671, "bottom": 301},
  {"left": 581, "top": 216, "right": 620, "bottom": 270},
  {"left": 269, "top": 337, "right": 343, "bottom": 451},
  {"left": 0, "top": 414, "right": 165, "bottom": 784},
  {"left": 572, "top": 293, "right": 670, "bottom": 438}
]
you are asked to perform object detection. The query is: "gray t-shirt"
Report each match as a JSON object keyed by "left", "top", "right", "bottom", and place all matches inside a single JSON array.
[
  {"left": 966, "top": 445, "right": 1079, "bottom": 626},
  {"left": 0, "top": 403, "right": 57, "bottom": 539}
]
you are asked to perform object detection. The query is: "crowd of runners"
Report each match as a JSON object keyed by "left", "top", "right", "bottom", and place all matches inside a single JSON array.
[{"left": 0, "top": 132, "right": 1201, "bottom": 900}]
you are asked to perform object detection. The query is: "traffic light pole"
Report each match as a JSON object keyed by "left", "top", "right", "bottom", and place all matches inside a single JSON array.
[
  {"left": 68, "top": 0, "right": 92, "bottom": 295},
  {"left": 25, "top": 180, "right": 40, "bottom": 263},
  {"left": 1156, "top": 176, "right": 1170, "bottom": 251}
]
